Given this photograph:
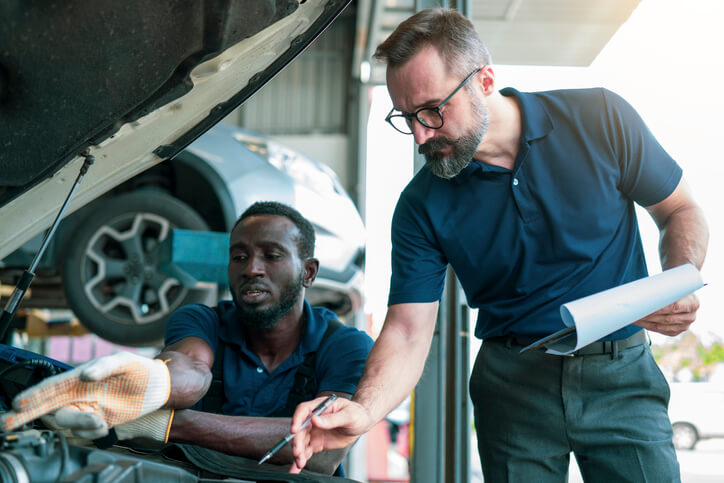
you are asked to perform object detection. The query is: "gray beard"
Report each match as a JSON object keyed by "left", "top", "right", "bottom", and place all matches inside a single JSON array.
[{"left": 419, "top": 100, "right": 490, "bottom": 179}]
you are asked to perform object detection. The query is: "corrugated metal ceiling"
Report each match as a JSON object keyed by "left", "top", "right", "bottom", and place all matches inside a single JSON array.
[
  {"left": 472, "top": 0, "right": 641, "bottom": 65},
  {"left": 363, "top": 0, "right": 641, "bottom": 84}
]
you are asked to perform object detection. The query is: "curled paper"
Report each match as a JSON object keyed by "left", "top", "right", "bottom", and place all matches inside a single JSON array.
[{"left": 541, "top": 264, "right": 704, "bottom": 355}]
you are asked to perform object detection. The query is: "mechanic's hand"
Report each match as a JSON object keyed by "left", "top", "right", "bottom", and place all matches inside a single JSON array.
[
  {"left": 288, "top": 396, "right": 371, "bottom": 473},
  {"left": 40, "top": 410, "right": 102, "bottom": 446},
  {"left": 1, "top": 351, "right": 170, "bottom": 432},
  {"left": 42, "top": 407, "right": 173, "bottom": 442},
  {"left": 635, "top": 292, "right": 700, "bottom": 336}
]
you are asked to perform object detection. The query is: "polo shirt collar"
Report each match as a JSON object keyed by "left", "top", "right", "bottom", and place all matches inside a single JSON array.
[
  {"left": 450, "top": 87, "right": 554, "bottom": 184},
  {"left": 500, "top": 87, "right": 554, "bottom": 142},
  {"left": 217, "top": 299, "right": 320, "bottom": 358},
  {"left": 299, "top": 300, "right": 327, "bottom": 356},
  {"left": 451, "top": 160, "right": 508, "bottom": 184}
]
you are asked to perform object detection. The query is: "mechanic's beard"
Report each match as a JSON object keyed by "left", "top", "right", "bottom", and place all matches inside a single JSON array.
[
  {"left": 419, "top": 100, "right": 489, "bottom": 179},
  {"left": 233, "top": 273, "right": 304, "bottom": 330}
]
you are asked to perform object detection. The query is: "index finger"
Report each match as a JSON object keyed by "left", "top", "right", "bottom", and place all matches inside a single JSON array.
[
  {"left": 290, "top": 396, "right": 329, "bottom": 433},
  {"left": 2, "top": 373, "right": 84, "bottom": 430},
  {"left": 1, "top": 402, "right": 66, "bottom": 431}
]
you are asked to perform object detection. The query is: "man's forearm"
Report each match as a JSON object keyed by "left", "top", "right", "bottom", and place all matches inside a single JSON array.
[
  {"left": 658, "top": 204, "right": 708, "bottom": 270},
  {"left": 353, "top": 302, "right": 438, "bottom": 428},
  {"left": 169, "top": 410, "right": 345, "bottom": 474},
  {"left": 157, "top": 350, "right": 213, "bottom": 409}
]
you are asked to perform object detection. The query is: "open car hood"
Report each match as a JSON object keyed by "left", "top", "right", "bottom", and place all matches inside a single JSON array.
[{"left": 0, "top": 0, "right": 350, "bottom": 259}]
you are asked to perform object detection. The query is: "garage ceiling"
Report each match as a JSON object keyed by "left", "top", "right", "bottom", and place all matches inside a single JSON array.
[{"left": 362, "top": 0, "right": 641, "bottom": 84}]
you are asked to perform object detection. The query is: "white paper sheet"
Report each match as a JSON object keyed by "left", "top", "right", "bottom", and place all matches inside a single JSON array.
[{"left": 543, "top": 264, "right": 705, "bottom": 355}]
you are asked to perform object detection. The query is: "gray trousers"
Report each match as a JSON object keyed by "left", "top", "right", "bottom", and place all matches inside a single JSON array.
[{"left": 470, "top": 338, "right": 680, "bottom": 483}]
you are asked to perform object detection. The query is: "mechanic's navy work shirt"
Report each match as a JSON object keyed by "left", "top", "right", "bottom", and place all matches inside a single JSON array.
[
  {"left": 388, "top": 87, "right": 682, "bottom": 341},
  {"left": 165, "top": 300, "right": 373, "bottom": 416}
]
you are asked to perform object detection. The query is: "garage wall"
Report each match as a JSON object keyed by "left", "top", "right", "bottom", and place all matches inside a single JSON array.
[
  {"left": 223, "top": 7, "right": 356, "bottom": 194},
  {"left": 234, "top": 9, "right": 355, "bottom": 136},
  {"left": 272, "top": 134, "right": 350, "bottom": 188}
]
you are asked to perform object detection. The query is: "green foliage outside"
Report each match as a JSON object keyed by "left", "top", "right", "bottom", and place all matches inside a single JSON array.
[
  {"left": 700, "top": 343, "right": 724, "bottom": 366},
  {"left": 654, "top": 335, "right": 724, "bottom": 381}
]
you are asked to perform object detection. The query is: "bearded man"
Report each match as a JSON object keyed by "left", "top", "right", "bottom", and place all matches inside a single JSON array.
[
  {"left": 290, "top": 8, "right": 708, "bottom": 483},
  {"left": 156, "top": 201, "right": 372, "bottom": 476},
  {"left": 4, "top": 201, "right": 372, "bottom": 477}
]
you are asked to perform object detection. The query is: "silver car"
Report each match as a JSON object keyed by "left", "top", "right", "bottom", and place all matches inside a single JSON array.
[
  {"left": 1, "top": 123, "right": 364, "bottom": 346},
  {"left": 0, "top": 0, "right": 361, "bottom": 346}
]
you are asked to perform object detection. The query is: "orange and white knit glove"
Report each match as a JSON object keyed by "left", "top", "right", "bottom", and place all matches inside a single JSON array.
[
  {"left": 42, "top": 407, "right": 174, "bottom": 443},
  {"left": 1, "top": 351, "right": 170, "bottom": 432}
]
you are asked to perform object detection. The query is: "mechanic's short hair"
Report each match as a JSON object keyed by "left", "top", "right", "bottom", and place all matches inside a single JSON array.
[
  {"left": 373, "top": 8, "right": 491, "bottom": 81},
  {"left": 234, "top": 201, "right": 315, "bottom": 258}
]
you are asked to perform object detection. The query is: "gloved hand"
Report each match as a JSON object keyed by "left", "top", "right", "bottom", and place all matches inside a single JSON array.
[
  {"left": 1, "top": 351, "right": 171, "bottom": 432},
  {"left": 42, "top": 407, "right": 174, "bottom": 443}
]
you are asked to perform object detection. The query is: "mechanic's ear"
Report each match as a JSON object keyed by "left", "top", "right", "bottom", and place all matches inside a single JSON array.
[{"left": 302, "top": 258, "right": 319, "bottom": 287}]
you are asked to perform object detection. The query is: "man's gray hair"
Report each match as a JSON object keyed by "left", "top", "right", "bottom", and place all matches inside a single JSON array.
[{"left": 373, "top": 8, "right": 491, "bottom": 80}]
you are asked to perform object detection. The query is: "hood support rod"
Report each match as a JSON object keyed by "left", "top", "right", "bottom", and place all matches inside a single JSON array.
[{"left": 0, "top": 151, "right": 95, "bottom": 342}]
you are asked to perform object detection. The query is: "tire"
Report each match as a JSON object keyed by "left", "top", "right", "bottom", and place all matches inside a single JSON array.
[
  {"left": 62, "top": 191, "right": 215, "bottom": 346},
  {"left": 672, "top": 422, "right": 698, "bottom": 450}
]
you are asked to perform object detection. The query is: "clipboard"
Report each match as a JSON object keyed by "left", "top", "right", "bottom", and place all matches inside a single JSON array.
[
  {"left": 516, "top": 264, "right": 705, "bottom": 356},
  {"left": 519, "top": 326, "right": 575, "bottom": 354}
]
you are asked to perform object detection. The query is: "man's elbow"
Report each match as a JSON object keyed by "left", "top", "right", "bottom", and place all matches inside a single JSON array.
[{"left": 162, "top": 353, "right": 214, "bottom": 408}]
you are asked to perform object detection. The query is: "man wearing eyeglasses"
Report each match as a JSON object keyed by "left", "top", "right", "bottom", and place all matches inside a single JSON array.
[{"left": 290, "top": 8, "right": 708, "bottom": 481}]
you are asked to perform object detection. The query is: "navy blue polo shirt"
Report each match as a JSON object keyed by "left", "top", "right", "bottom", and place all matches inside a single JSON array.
[
  {"left": 164, "top": 300, "right": 373, "bottom": 416},
  {"left": 388, "top": 87, "right": 682, "bottom": 341}
]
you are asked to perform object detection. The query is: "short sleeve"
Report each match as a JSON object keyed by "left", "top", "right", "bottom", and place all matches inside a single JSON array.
[
  {"left": 601, "top": 89, "right": 682, "bottom": 207},
  {"left": 387, "top": 191, "right": 448, "bottom": 305},
  {"left": 164, "top": 303, "right": 218, "bottom": 350},
  {"left": 315, "top": 325, "right": 373, "bottom": 395}
]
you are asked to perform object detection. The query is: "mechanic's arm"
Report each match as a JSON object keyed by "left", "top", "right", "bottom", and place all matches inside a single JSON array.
[
  {"left": 639, "top": 178, "right": 709, "bottom": 336},
  {"left": 352, "top": 302, "right": 438, "bottom": 424},
  {"left": 0, "top": 336, "right": 215, "bottom": 433},
  {"left": 290, "top": 302, "right": 438, "bottom": 471},
  {"left": 34, "top": 336, "right": 217, "bottom": 439},
  {"left": 157, "top": 337, "right": 214, "bottom": 408},
  {"left": 168, "top": 390, "right": 350, "bottom": 475}
]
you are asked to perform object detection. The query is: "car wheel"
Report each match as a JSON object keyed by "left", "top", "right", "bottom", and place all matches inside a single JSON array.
[
  {"left": 672, "top": 422, "right": 698, "bottom": 450},
  {"left": 62, "top": 191, "right": 215, "bottom": 346}
]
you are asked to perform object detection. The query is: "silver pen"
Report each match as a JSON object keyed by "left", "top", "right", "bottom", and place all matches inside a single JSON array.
[{"left": 258, "top": 393, "right": 338, "bottom": 465}]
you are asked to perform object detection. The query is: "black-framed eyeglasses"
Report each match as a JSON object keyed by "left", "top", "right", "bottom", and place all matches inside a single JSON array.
[{"left": 385, "top": 67, "right": 482, "bottom": 135}]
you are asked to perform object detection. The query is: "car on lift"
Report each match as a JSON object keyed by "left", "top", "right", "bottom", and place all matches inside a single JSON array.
[
  {"left": 0, "top": 1, "right": 361, "bottom": 481},
  {"left": 1, "top": 122, "right": 365, "bottom": 346},
  {"left": 0, "top": 0, "right": 363, "bottom": 348}
]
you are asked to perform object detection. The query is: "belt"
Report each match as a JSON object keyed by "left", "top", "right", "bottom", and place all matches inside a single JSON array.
[{"left": 492, "top": 330, "right": 649, "bottom": 359}]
